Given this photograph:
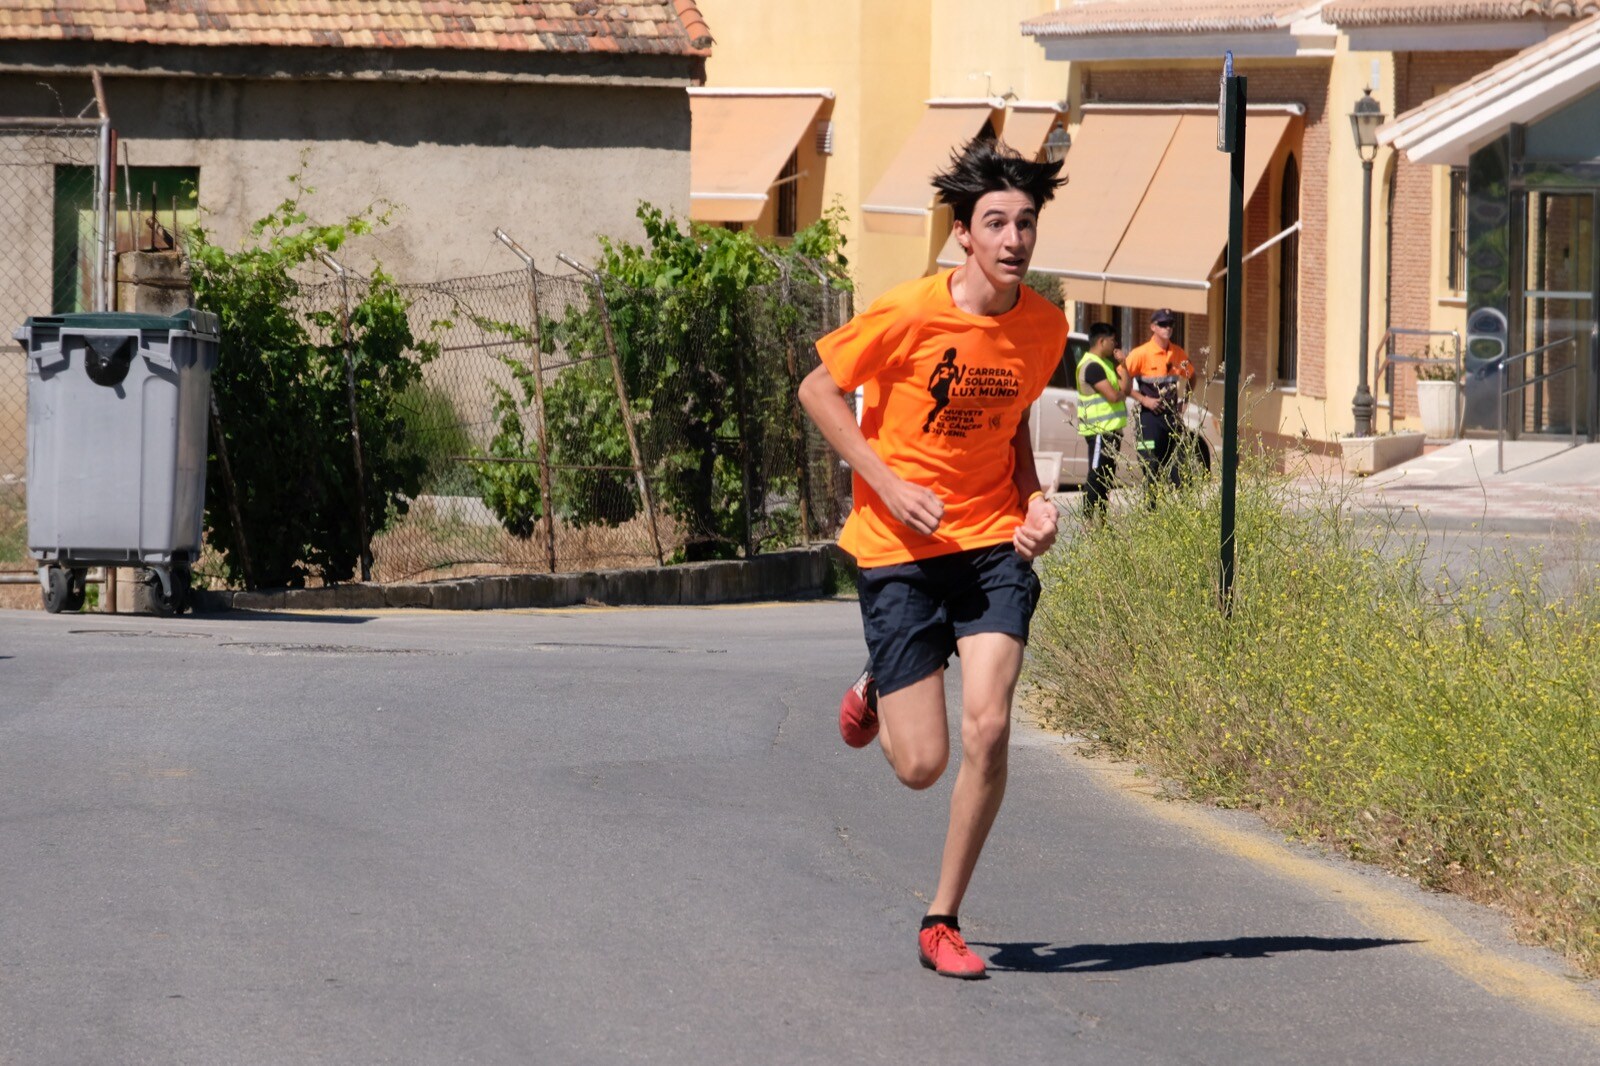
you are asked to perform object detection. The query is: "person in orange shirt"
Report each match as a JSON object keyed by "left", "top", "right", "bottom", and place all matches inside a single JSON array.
[
  {"left": 797, "top": 139, "right": 1066, "bottom": 979},
  {"left": 1124, "top": 308, "right": 1197, "bottom": 503}
]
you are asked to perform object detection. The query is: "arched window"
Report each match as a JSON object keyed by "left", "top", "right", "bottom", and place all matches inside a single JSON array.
[{"left": 1277, "top": 155, "right": 1300, "bottom": 384}]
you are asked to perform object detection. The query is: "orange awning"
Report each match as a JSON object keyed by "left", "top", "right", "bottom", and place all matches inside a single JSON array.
[
  {"left": 689, "top": 92, "right": 828, "bottom": 223},
  {"left": 864, "top": 102, "right": 1000, "bottom": 234},
  {"left": 1104, "top": 112, "right": 1295, "bottom": 313},
  {"left": 1029, "top": 110, "right": 1184, "bottom": 306},
  {"left": 934, "top": 105, "right": 1067, "bottom": 267},
  {"left": 1001, "top": 105, "right": 1066, "bottom": 161}
]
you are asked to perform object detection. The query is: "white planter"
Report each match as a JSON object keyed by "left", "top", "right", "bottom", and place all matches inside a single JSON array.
[
  {"left": 1341, "top": 431, "right": 1425, "bottom": 475},
  {"left": 1415, "top": 379, "right": 1461, "bottom": 440}
]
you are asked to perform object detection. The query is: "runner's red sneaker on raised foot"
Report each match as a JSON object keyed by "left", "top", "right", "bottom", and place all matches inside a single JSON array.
[
  {"left": 919, "top": 919, "right": 986, "bottom": 979},
  {"left": 838, "top": 665, "right": 879, "bottom": 748}
]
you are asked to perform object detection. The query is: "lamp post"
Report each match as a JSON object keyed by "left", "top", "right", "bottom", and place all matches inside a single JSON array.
[{"left": 1350, "top": 87, "right": 1386, "bottom": 438}]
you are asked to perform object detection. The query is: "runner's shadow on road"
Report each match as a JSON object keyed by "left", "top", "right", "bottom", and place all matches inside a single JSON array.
[{"left": 970, "top": 936, "right": 1415, "bottom": 973}]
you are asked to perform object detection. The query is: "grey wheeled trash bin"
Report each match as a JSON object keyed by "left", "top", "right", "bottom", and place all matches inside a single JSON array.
[{"left": 15, "top": 309, "right": 220, "bottom": 615}]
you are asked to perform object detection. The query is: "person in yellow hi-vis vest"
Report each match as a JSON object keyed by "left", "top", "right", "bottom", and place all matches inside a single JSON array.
[{"left": 1075, "top": 322, "right": 1129, "bottom": 522}]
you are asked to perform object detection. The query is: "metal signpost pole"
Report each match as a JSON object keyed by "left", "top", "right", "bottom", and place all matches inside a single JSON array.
[{"left": 1218, "top": 57, "right": 1246, "bottom": 615}]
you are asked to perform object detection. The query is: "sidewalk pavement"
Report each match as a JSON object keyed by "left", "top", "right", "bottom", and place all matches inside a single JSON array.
[
  {"left": 1319, "top": 440, "right": 1600, "bottom": 533},
  {"left": 1050, "top": 440, "right": 1600, "bottom": 535}
]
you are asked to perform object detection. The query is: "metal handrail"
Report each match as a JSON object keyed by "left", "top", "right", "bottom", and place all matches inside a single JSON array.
[
  {"left": 1497, "top": 336, "right": 1580, "bottom": 473},
  {"left": 1375, "top": 327, "right": 1462, "bottom": 434}
]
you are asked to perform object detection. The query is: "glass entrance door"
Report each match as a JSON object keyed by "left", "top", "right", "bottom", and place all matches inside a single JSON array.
[{"left": 1520, "top": 189, "right": 1596, "bottom": 438}]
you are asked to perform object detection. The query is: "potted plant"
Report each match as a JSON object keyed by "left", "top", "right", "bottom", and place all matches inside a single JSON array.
[{"left": 1414, "top": 355, "right": 1461, "bottom": 440}]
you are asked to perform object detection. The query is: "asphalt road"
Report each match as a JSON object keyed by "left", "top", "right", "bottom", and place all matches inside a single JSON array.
[{"left": 2, "top": 602, "right": 1598, "bottom": 1064}]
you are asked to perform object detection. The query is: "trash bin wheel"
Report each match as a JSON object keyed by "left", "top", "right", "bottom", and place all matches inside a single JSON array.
[
  {"left": 145, "top": 565, "right": 191, "bottom": 617},
  {"left": 43, "top": 567, "right": 87, "bottom": 614}
]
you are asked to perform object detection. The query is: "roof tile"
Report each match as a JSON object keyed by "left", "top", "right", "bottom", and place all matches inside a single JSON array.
[
  {"left": 1324, "top": 0, "right": 1600, "bottom": 25},
  {"left": 0, "top": 0, "right": 711, "bottom": 55},
  {"left": 1023, "top": 0, "right": 1313, "bottom": 36}
]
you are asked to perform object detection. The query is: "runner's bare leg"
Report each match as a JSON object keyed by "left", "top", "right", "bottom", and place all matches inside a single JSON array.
[
  {"left": 876, "top": 669, "right": 948, "bottom": 788},
  {"left": 927, "top": 631, "right": 1023, "bottom": 916}
]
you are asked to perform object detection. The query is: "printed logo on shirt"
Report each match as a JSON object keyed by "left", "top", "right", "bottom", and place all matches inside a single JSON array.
[{"left": 921, "top": 347, "right": 1022, "bottom": 438}]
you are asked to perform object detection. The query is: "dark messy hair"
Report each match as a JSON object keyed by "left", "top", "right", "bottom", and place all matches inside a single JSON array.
[
  {"left": 1087, "top": 322, "right": 1117, "bottom": 345},
  {"left": 932, "top": 137, "right": 1068, "bottom": 228}
]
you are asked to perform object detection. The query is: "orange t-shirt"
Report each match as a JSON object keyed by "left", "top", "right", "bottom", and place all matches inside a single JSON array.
[
  {"left": 1125, "top": 340, "right": 1195, "bottom": 389},
  {"left": 816, "top": 270, "right": 1068, "bottom": 568},
  {"left": 1125, "top": 339, "right": 1194, "bottom": 412}
]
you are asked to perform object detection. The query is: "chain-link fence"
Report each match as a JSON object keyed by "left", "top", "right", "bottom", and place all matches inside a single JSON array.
[
  {"left": 0, "top": 116, "right": 110, "bottom": 575},
  {"left": 273, "top": 257, "right": 853, "bottom": 584}
]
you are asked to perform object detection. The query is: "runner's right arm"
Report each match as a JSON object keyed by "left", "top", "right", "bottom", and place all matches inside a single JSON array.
[{"left": 798, "top": 364, "right": 944, "bottom": 536}]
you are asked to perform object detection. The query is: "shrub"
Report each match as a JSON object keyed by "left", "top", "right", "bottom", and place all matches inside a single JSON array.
[
  {"left": 393, "top": 378, "right": 476, "bottom": 497},
  {"left": 1029, "top": 459, "right": 1600, "bottom": 971},
  {"left": 187, "top": 174, "right": 437, "bottom": 587},
  {"left": 501, "top": 200, "right": 850, "bottom": 559}
]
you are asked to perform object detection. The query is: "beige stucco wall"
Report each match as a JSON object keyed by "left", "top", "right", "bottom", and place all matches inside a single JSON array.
[
  {"left": 0, "top": 70, "right": 690, "bottom": 508},
  {"left": 0, "top": 73, "right": 690, "bottom": 281}
]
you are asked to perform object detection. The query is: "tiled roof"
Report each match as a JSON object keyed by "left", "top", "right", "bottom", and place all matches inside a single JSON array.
[
  {"left": 0, "top": 1, "right": 714, "bottom": 56},
  {"left": 1325, "top": 0, "right": 1599, "bottom": 24},
  {"left": 1380, "top": 13, "right": 1600, "bottom": 160},
  {"left": 1022, "top": 0, "right": 1321, "bottom": 36}
]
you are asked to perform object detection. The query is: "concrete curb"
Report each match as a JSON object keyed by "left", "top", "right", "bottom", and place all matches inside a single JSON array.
[{"left": 191, "top": 544, "right": 842, "bottom": 614}]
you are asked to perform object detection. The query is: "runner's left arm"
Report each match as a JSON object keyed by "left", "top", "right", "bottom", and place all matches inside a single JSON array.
[{"left": 1009, "top": 411, "right": 1058, "bottom": 561}]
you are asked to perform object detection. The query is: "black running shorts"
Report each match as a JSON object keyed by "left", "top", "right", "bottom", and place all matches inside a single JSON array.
[{"left": 856, "top": 542, "right": 1042, "bottom": 698}]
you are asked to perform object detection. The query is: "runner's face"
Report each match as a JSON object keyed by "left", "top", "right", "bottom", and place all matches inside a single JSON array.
[{"left": 954, "top": 189, "right": 1038, "bottom": 289}]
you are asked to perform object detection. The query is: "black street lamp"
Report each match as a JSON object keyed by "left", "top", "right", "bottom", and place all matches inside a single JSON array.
[{"left": 1350, "top": 87, "right": 1385, "bottom": 438}]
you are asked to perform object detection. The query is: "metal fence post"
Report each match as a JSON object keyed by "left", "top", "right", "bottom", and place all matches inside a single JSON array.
[
  {"left": 731, "top": 305, "right": 758, "bottom": 558},
  {"left": 321, "top": 254, "right": 372, "bottom": 582},
  {"left": 495, "top": 229, "right": 559, "bottom": 572},
  {"left": 91, "top": 72, "right": 113, "bottom": 314},
  {"left": 558, "top": 253, "right": 665, "bottom": 566},
  {"left": 1217, "top": 62, "right": 1246, "bottom": 617}
]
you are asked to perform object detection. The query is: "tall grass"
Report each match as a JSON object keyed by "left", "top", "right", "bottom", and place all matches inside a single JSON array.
[{"left": 1029, "top": 459, "right": 1600, "bottom": 971}]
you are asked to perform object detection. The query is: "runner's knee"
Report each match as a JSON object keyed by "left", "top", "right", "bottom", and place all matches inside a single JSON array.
[
  {"left": 961, "top": 706, "right": 1011, "bottom": 765},
  {"left": 895, "top": 750, "right": 948, "bottom": 790}
]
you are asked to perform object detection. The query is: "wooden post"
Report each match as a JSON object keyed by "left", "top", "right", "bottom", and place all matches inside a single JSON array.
[{"left": 560, "top": 254, "right": 665, "bottom": 566}]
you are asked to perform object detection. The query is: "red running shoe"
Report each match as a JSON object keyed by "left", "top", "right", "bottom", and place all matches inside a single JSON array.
[
  {"left": 919, "top": 921, "right": 986, "bottom": 979},
  {"left": 838, "top": 665, "right": 879, "bottom": 748}
]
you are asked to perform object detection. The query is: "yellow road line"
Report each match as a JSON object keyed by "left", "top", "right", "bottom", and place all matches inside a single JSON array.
[{"left": 1053, "top": 735, "right": 1600, "bottom": 1035}]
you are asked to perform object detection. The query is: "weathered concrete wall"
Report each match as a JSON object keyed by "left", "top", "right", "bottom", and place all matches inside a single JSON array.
[{"left": 0, "top": 72, "right": 692, "bottom": 280}]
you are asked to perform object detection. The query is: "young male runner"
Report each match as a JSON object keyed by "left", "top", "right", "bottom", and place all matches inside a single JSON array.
[{"left": 797, "top": 139, "right": 1067, "bottom": 979}]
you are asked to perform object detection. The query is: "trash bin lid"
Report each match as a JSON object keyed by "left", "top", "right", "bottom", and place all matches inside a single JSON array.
[{"left": 20, "top": 308, "right": 219, "bottom": 336}]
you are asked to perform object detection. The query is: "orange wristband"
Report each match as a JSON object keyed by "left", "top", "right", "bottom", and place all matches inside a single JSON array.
[{"left": 1027, "top": 490, "right": 1046, "bottom": 506}]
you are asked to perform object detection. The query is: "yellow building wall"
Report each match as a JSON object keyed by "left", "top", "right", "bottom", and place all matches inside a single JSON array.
[
  {"left": 1314, "top": 46, "right": 1397, "bottom": 442},
  {"left": 697, "top": 5, "right": 1487, "bottom": 446},
  {"left": 928, "top": 1, "right": 1063, "bottom": 102},
  {"left": 695, "top": 0, "right": 1061, "bottom": 305}
]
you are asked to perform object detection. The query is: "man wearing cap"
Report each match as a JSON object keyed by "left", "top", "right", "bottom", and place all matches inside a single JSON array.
[{"left": 1124, "top": 309, "right": 1196, "bottom": 503}]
